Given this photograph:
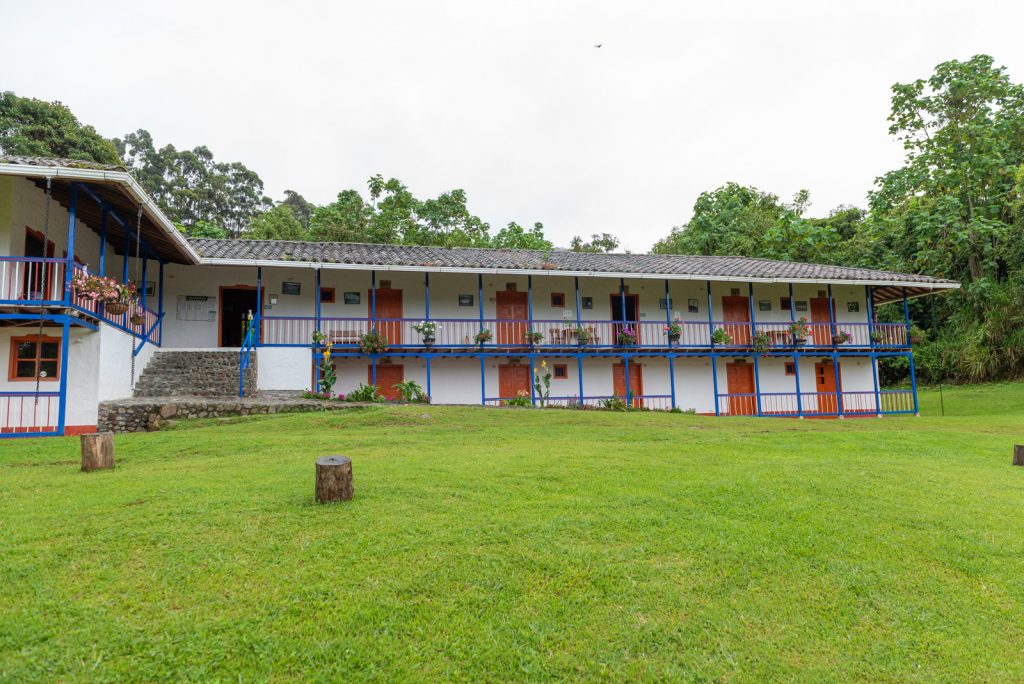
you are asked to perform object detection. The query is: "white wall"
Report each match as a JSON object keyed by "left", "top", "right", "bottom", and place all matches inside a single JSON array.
[{"left": 257, "top": 347, "right": 311, "bottom": 390}]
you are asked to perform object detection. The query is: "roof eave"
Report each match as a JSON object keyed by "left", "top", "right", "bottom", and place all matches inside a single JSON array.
[{"left": 0, "top": 162, "right": 201, "bottom": 265}]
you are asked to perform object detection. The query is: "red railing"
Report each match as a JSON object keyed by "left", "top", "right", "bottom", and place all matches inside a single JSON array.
[{"left": 0, "top": 392, "right": 60, "bottom": 434}]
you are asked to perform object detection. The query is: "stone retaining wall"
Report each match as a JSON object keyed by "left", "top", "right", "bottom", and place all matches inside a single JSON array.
[{"left": 98, "top": 394, "right": 353, "bottom": 433}]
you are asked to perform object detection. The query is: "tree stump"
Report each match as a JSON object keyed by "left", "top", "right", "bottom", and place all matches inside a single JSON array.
[
  {"left": 1014, "top": 445, "right": 1024, "bottom": 467},
  {"left": 315, "top": 456, "right": 353, "bottom": 503},
  {"left": 81, "top": 433, "right": 114, "bottom": 472}
]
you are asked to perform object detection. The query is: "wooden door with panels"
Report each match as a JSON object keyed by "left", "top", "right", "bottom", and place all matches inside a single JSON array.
[
  {"left": 726, "top": 361, "right": 756, "bottom": 415},
  {"left": 722, "top": 295, "right": 751, "bottom": 345},
  {"left": 371, "top": 363, "right": 404, "bottom": 401},
  {"left": 498, "top": 364, "right": 531, "bottom": 401},
  {"left": 612, "top": 362, "right": 643, "bottom": 407},
  {"left": 369, "top": 288, "right": 403, "bottom": 346},
  {"left": 814, "top": 360, "right": 842, "bottom": 414},
  {"left": 495, "top": 291, "right": 528, "bottom": 345},
  {"left": 810, "top": 297, "right": 834, "bottom": 346}
]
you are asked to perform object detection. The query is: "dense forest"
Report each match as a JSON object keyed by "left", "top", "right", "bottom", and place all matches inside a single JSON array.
[{"left": 1, "top": 55, "right": 1021, "bottom": 384}]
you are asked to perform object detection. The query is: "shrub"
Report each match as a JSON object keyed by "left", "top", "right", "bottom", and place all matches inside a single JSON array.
[{"left": 346, "top": 383, "right": 384, "bottom": 402}]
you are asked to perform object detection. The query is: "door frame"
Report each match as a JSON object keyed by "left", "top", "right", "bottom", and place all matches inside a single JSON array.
[
  {"left": 218, "top": 284, "right": 263, "bottom": 348},
  {"left": 498, "top": 363, "right": 532, "bottom": 400},
  {"left": 495, "top": 290, "right": 529, "bottom": 345},
  {"left": 369, "top": 362, "right": 405, "bottom": 401},
  {"left": 814, "top": 360, "right": 843, "bottom": 414},
  {"left": 612, "top": 361, "right": 644, "bottom": 406},
  {"left": 609, "top": 293, "right": 640, "bottom": 322},
  {"left": 726, "top": 360, "right": 757, "bottom": 415}
]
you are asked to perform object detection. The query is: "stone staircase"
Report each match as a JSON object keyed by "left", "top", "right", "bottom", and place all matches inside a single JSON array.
[{"left": 133, "top": 349, "right": 257, "bottom": 398}]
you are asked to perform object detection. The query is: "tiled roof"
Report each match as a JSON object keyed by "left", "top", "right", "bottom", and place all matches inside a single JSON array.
[
  {"left": 0, "top": 155, "right": 126, "bottom": 172},
  {"left": 189, "top": 238, "right": 958, "bottom": 286}
]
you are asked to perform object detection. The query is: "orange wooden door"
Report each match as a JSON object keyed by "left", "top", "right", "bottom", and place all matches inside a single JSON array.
[
  {"left": 369, "top": 288, "right": 403, "bottom": 345},
  {"left": 722, "top": 295, "right": 751, "bottom": 345},
  {"left": 612, "top": 363, "right": 644, "bottom": 407},
  {"left": 814, "top": 361, "right": 842, "bottom": 414},
  {"left": 495, "top": 291, "right": 528, "bottom": 345},
  {"left": 498, "top": 364, "right": 531, "bottom": 401},
  {"left": 370, "top": 363, "right": 404, "bottom": 400},
  {"left": 810, "top": 297, "right": 834, "bottom": 345},
  {"left": 726, "top": 362, "right": 756, "bottom": 415}
]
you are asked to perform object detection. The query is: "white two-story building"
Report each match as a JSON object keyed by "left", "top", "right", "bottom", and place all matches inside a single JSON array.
[{"left": 0, "top": 157, "right": 959, "bottom": 437}]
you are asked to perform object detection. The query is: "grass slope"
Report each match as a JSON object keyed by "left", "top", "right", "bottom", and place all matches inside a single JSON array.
[{"left": 2, "top": 384, "right": 1024, "bottom": 681}]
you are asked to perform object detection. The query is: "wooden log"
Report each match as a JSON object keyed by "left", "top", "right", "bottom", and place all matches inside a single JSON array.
[
  {"left": 315, "top": 456, "right": 353, "bottom": 503},
  {"left": 1014, "top": 445, "right": 1024, "bottom": 467},
  {"left": 81, "top": 433, "right": 114, "bottom": 472}
]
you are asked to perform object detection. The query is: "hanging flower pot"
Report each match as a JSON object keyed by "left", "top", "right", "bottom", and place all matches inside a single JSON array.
[
  {"left": 130, "top": 313, "right": 146, "bottom": 326},
  {"left": 105, "top": 301, "right": 130, "bottom": 316},
  {"left": 422, "top": 335, "right": 435, "bottom": 347}
]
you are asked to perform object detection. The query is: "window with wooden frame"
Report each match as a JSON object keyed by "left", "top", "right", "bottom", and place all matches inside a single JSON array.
[
  {"left": 319, "top": 287, "right": 336, "bottom": 303},
  {"left": 9, "top": 335, "right": 60, "bottom": 381},
  {"left": 784, "top": 362, "right": 796, "bottom": 376},
  {"left": 553, "top": 363, "right": 568, "bottom": 379},
  {"left": 550, "top": 292, "right": 566, "bottom": 307}
]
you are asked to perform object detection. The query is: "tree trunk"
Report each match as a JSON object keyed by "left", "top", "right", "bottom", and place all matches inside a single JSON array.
[
  {"left": 1014, "top": 445, "right": 1024, "bottom": 467},
  {"left": 315, "top": 456, "right": 353, "bottom": 503},
  {"left": 81, "top": 433, "right": 114, "bottom": 472}
]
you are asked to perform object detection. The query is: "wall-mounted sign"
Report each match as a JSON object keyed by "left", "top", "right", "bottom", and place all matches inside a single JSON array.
[
  {"left": 458, "top": 294, "right": 474, "bottom": 307},
  {"left": 688, "top": 298, "right": 699, "bottom": 313},
  {"left": 581, "top": 296, "right": 593, "bottom": 309},
  {"left": 658, "top": 298, "right": 671, "bottom": 310},
  {"left": 847, "top": 302, "right": 860, "bottom": 313},
  {"left": 176, "top": 295, "right": 215, "bottom": 321},
  {"left": 144, "top": 281, "right": 156, "bottom": 297},
  {"left": 343, "top": 291, "right": 360, "bottom": 305},
  {"left": 758, "top": 299, "right": 772, "bottom": 312},
  {"left": 795, "top": 300, "right": 808, "bottom": 312},
  {"left": 282, "top": 281, "right": 301, "bottom": 296}
]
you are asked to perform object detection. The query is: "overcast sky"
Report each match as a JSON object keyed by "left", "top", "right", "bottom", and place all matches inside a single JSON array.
[{"left": 3, "top": 1, "right": 1023, "bottom": 251}]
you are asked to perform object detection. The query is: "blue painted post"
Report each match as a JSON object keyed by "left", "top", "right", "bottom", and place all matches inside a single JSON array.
[
  {"left": 711, "top": 355, "right": 720, "bottom": 416},
  {"left": 908, "top": 351, "right": 920, "bottom": 415},
  {"left": 870, "top": 353, "right": 882, "bottom": 417},
  {"left": 574, "top": 277, "right": 581, "bottom": 327},
  {"left": 527, "top": 275, "right": 534, "bottom": 342},
  {"left": 56, "top": 318, "right": 70, "bottom": 434},
  {"left": 902, "top": 287, "right": 911, "bottom": 346},
  {"left": 255, "top": 267, "right": 262, "bottom": 345},
  {"left": 788, "top": 283, "right": 796, "bottom": 323},
  {"left": 426, "top": 355, "right": 432, "bottom": 399},
  {"left": 478, "top": 274, "right": 484, "bottom": 335},
  {"left": 372, "top": 356, "right": 377, "bottom": 388},
  {"left": 752, "top": 354, "right": 763, "bottom": 416},
  {"left": 832, "top": 353, "right": 844, "bottom": 418},
  {"left": 664, "top": 279, "right": 672, "bottom": 348},
  {"left": 827, "top": 284, "right": 836, "bottom": 338},
  {"left": 424, "top": 272, "right": 430, "bottom": 320},
  {"left": 98, "top": 207, "right": 108, "bottom": 277},
  {"left": 63, "top": 183, "right": 78, "bottom": 303},
  {"left": 668, "top": 354, "right": 677, "bottom": 410},
  {"left": 480, "top": 355, "right": 486, "bottom": 405},
  {"left": 706, "top": 280, "right": 715, "bottom": 346},
  {"left": 792, "top": 354, "right": 803, "bottom": 417},
  {"left": 576, "top": 352, "right": 584, "bottom": 406},
  {"left": 529, "top": 356, "right": 536, "bottom": 405},
  {"left": 865, "top": 285, "right": 875, "bottom": 348},
  {"left": 122, "top": 222, "right": 130, "bottom": 285},
  {"left": 140, "top": 256, "right": 148, "bottom": 313},
  {"left": 748, "top": 282, "right": 757, "bottom": 346},
  {"left": 315, "top": 268, "right": 322, "bottom": 332},
  {"left": 371, "top": 271, "right": 377, "bottom": 329},
  {"left": 620, "top": 278, "right": 630, "bottom": 402}
]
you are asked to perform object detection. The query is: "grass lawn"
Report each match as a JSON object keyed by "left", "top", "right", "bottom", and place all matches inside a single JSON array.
[{"left": 3, "top": 383, "right": 1024, "bottom": 681}]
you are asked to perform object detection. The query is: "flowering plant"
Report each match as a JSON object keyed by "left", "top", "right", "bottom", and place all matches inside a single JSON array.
[
  {"left": 832, "top": 329, "right": 853, "bottom": 344},
  {"left": 870, "top": 329, "right": 886, "bottom": 343},
  {"left": 505, "top": 389, "right": 532, "bottom": 407},
  {"left": 664, "top": 322, "right": 683, "bottom": 338},
  {"left": 359, "top": 329, "right": 389, "bottom": 354},
  {"left": 524, "top": 330, "right": 544, "bottom": 345},
  {"left": 474, "top": 328, "right": 492, "bottom": 346},
  {"left": 712, "top": 327, "right": 733, "bottom": 345},
  {"left": 71, "top": 272, "right": 137, "bottom": 304},
  {"left": 575, "top": 326, "right": 593, "bottom": 345},
  {"left": 789, "top": 316, "right": 811, "bottom": 341},
  {"left": 616, "top": 325, "right": 638, "bottom": 345},
  {"left": 412, "top": 320, "right": 439, "bottom": 337},
  {"left": 533, "top": 359, "right": 551, "bottom": 407}
]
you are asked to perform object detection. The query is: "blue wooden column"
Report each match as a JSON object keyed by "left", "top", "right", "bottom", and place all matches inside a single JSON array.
[
  {"left": 788, "top": 283, "right": 796, "bottom": 324},
  {"left": 255, "top": 267, "right": 262, "bottom": 345},
  {"left": 833, "top": 352, "right": 844, "bottom": 418},
  {"left": 748, "top": 282, "right": 757, "bottom": 344},
  {"left": 752, "top": 355, "right": 763, "bottom": 416},
  {"left": 529, "top": 356, "right": 536, "bottom": 405},
  {"left": 98, "top": 207, "right": 108, "bottom": 277},
  {"left": 574, "top": 277, "right": 582, "bottom": 328},
  {"left": 792, "top": 354, "right": 803, "bottom": 417},
  {"left": 122, "top": 223, "right": 130, "bottom": 284},
  {"left": 665, "top": 279, "right": 676, "bottom": 408},
  {"left": 479, "top": 355, "right": 486, "bottom": 405},
  {"left": 619, "top": 278, "right": 629, "bottom": 403},
  {"left": 315, "top": 268, "right": 322, "bottom": 331},
  {"left": 908, "top": 352, "right": 920, "bottom": 415},
  {"left": 706, "top": 280, "right": 715, "bottom": 345},
  {"left": 140, "top": 256, "right": 148, "bottom": 314},
  {"left": 527, "top": 275, "right": 534, "bottom": 335},
  {"left": 576, "top": 352, "right": 584, "bottom": 406},
  {"left": 426, "top": 355, "right": 432, "bottom": 399},
  {"left": 827, "top": 284, "right": 836, "bottom": 338},
  {"left": 477, "top": 274, "right": 484, "bottom": 334},
  {"left": 56, "top": 318, "right": 71, "bottom": 434},
  {"left": 158, "top": 261, "right": 165, "bottom": 344},
  {"left": 63, "top": 183, "right": 78, "bottom": 303},
  {"left": 424, "top": 272, "right": 430, "bottom": 320},
  {"left": 865, "top": 285, "right": 875, "bottom": 348},
  {"left": 710, "top": 355, "right": 720, "bottom": 416},
  {"left": 870, "top": 353, "right": 882, "bottom": 416},
  {"left": 371, "top": 271, "right": 377, "bottom": 327},
  {"left": 902, "top": 287, "right": 911, "bottom": 342}
]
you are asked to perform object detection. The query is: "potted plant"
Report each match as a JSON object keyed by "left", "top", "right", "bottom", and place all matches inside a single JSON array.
[
  {"left": 129, "top": 311, "right": 146, "bottom": 327},
  {"left": 359, "top": 329, "right": 389, "bottom": 354},
  {"left": 832, "top": 329, "right": 853, "bottom": 345},
  {"left": 664, "top": 321, "right": 682, "bottom": 345},
  {"left": 789, "top": 317, "right": 810, "bottom": 345},
  {"left": 616, "top": 325, "right": 638, "bottom": 346},
  {"left": 869, "top": 329, "right": 886, "bottom": 344},
  {"left": 524, "top": 330, "right": 544, "bottom": 347},
  {"left": 908, "top": 326, "right": 925, "bottom": 345},
  {"left": 412, "top": 320, "right": 439, "bottom": 346},
  {"left": 575, "top": 326, "right": 593, "bottom": 345},
  {"left": 505, "top": 389, "right": 532, "bottom": 407},
  {"left": 711, "top": 327, "right": 733, "bottom": 346},
  {"left": 71, "top": 272, "right": 137, "bottom": 315},
  {"left": 752, "top": 332, "right": 771, "bottom": 354},
  {"left": 474, "top": 328, "right": 492, "bottom": 347}
]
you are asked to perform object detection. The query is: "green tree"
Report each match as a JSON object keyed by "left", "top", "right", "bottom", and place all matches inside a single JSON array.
[
  {"left": 280, "top": 190, "right": 315, "bottom": 229},
  {"left": 309, "top": 190, "right": 373, "bottom": 242},
  {"left": 244, "top": 204, "right": 307, "bottom": 241},
  {"left": 492, "top": 222, "right": 553, "bottom": 250},
  {"left": 177, "top": 220, "right": 227, "bottom": 239},
  {"left": 0, "top": 91, "right": 121, "bottom": 165},
  {"left": 570, "top": 233, "right": 620, "bottom": 253}
]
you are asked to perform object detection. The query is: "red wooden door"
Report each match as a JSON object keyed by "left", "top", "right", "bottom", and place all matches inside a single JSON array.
[
  {"left": 722, "top": 295, "right": 751, "bottom": 345},
  {"left": 370, "top": 364, "right": 404, "bottom": 400},
  {"left": 814, "top": 361, "right": 842, "bottom": 414},
  {"left": 810, "top": 297, "right": 834, "bottom": 346},
  {"left": 612, "top": 363, "right": 644, "bottom": 407},
  {"left": 726, "top": 362, "right": 756, "bottom": 415},
  {"left": 498, "top": 364, "right": 531, "bottom": 401},
  {"left": 369, "top": 288, "right": 402, "bottom": 346},
  {"left": 495, "top": 291, "right": 528, "bottom": 345}
]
